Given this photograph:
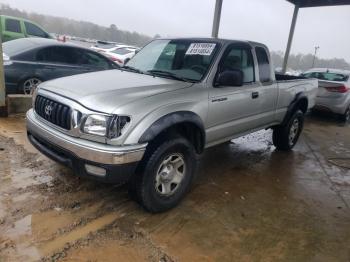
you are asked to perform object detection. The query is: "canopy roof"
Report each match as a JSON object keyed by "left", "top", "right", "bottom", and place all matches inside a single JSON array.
[{"left": 287, "top": 0, "right": 350, "bottom": 7}]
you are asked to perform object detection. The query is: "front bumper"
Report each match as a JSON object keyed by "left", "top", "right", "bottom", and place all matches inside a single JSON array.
[{"left": 26, "top": 109, "right": 147, "bottom": 183}]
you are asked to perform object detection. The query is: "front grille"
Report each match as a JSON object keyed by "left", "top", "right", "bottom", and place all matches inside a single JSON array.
[{"left": 34, "top": 95, "right": 72, "bottom": 130}]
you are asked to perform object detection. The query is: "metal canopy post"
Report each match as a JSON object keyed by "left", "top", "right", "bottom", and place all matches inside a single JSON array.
[
  {"left": 282, "top": 4, "right": 299, "bottom": 73},
  {"left": 0, "top": 34, "right": 7, "bottom": 117},
  {"left": 212, "top": 0, "right": 223, "bottom": 38}
]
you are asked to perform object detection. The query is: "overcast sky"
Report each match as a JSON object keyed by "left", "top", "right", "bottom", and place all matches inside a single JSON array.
[{"left": 2, "top": 0, "right": 350, "bottom": 61}]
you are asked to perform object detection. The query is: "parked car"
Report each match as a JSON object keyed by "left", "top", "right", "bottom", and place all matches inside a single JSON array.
[
  {"left": 3, "top": 38, "right": 119, "bottom": 94},
  {"left": 104, "top": 47, "right": 139, "bottom": 66},
  {"left": 0, "top": 15, "right": 52, "bottom": 42},
  {"left": 26, "top": 38, "right": 318, "bottom": 212},
  {"left": 301, "top": 68, "right": 350, "bottom": 122},
  {"left": 90, "top": 41, "right": 121, "bottom": 53}
]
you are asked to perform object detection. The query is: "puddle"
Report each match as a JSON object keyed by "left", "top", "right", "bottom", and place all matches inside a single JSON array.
[{"left": 40, "top": 212, "right": 124, "bottom": 255}]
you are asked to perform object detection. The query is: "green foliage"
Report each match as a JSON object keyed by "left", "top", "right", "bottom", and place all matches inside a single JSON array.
[{"left": 0, "top": 4, "right": 152, "bottom": 46}]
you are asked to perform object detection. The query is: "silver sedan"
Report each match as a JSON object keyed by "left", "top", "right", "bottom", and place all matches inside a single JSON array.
[{"left": 301, "top": 68, "right": 350, "bottom": 122}]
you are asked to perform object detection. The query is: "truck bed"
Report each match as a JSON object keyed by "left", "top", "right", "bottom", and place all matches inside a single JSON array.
[{"left": 275, "top": 73, "right": 307, "bottom": 82}]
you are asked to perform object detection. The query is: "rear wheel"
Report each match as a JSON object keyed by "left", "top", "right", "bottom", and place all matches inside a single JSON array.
[
  {"left": 22, "top": 78, "right": 42, "bottom": 95},
  {"left": 273, "top": 110, "right": 304, "bottom": 151},
  {"left": 129, "top": 136, "right": 197, "bottom": 213}
]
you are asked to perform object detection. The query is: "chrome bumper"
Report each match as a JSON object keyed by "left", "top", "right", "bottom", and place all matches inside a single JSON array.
[{"left": 26, "top": 109, "right": 146, "bottom": 165}]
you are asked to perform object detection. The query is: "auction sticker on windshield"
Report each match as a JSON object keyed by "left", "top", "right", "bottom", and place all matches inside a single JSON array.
[{"left": 186, "top": 43, "right": 216, "bottom": 56}]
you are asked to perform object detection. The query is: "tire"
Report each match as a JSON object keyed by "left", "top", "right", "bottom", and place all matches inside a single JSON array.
[
  {"left": 21, "top": 77, "right": 42, "bottom": 95},
  {"left": 340, "top": 106, "right": 350, "bottom": 123},
  {"left": 129, "top": 136, "right": 197, "bottom": 213},
  {"left": 273, "top": 110, "right": 304, "bottom": 151}
]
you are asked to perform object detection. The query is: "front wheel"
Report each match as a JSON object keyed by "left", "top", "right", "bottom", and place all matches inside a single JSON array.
[
  {"left": 130, "top": 136, "right": 197, "bottom": 213},
  {"left": 273, "top": 110, "right": 304, "bottom": 151}
]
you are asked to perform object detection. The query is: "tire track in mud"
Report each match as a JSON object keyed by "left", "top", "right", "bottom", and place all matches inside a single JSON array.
[{"left": 0, "top": 135, "right": 174, "bottom": 262}]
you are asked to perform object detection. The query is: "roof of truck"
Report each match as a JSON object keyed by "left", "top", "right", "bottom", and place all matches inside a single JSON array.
[{"left": 158, "top": 37, "right": 268, "bottom": 49}]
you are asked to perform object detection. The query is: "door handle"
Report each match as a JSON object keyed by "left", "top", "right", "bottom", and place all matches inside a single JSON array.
[{"left": 252, "top": 92, "right": 259, "bottom": 99}]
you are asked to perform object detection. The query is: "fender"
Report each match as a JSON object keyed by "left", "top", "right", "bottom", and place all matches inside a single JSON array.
[
  {"left": 138, "top": 111, "right": 206, "bottom": 150},
  {"left": 281, "top": 92, "right": 308, "bottom": 126}
]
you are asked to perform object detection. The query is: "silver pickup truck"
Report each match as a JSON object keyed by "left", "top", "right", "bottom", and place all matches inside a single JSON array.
[{"left": 26, "top": 38, "right": 318, "bottom": 212}]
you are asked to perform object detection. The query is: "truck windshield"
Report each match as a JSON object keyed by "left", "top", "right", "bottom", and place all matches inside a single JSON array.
[{"left": 126, "top": 39, "right": 220, "bottom": 82}]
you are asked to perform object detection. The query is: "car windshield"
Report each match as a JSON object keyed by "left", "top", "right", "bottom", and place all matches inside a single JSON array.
[
  {"left": 302, "top": 72, "right": 349, "bottom": 82},
  {"left": 126, "top": 39, "right": 220, "bottom": 82}
]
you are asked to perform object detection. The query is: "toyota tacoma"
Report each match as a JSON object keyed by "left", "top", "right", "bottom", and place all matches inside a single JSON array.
[{"left": 26, "top": 38, "right": 318, "bottom": 212}]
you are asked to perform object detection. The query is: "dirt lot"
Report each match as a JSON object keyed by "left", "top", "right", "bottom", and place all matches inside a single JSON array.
[{"left": 0, "top": 113, "right": 350, "bottom": 262}]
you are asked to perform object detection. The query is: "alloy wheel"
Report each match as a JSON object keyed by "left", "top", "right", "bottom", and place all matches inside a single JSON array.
[
  {"left": 23, "top": 78, "right": 42, "bottom": 95},
  {"left": 155, "top": 153, "right": 186, "bottom": 196}
]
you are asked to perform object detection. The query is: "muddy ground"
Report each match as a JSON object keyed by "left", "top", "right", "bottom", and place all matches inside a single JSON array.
[{"left": 0, "top": 113, "right": 349, "bottom": 262}]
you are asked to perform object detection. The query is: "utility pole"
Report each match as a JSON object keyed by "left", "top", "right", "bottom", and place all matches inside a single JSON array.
[
  {"left": 0, "top": 24, "right": 7, "bottom": 117},
  {"left": 312, "top": 46, "right": 320, "bottom": 68},
  {"left": 212, "top": 0, "right": 223, "bottom": 38},
  {"left": 282, "top": 5, "right": 299, "bottom": 74}
]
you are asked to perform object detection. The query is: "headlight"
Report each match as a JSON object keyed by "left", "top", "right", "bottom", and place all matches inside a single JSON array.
[
  {"left": 3, "top": 53, "right": 12, "bottom": 66},
  {"left": 82, "top": 115, "right": 110, "bottom": 137},
  {"left": 82, "top": 114, "right": 131, "bottom": 138}
]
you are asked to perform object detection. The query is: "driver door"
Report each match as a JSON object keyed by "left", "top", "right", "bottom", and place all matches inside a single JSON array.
[{"left": 206, "top": 44, "right": 261, "bottom": 144}]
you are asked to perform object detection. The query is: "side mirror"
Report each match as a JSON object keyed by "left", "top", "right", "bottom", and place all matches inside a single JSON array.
[{"left": 216, "top": 69, "right": 243, "bottom": 87}]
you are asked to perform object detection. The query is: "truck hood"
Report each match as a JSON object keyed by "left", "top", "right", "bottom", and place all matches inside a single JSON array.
[{"left": 40, "top": 70, "right": 193, "bottom": 113}]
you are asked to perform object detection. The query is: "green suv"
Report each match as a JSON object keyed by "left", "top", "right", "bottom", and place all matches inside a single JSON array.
[{"left": 0, "top": 15, "right": 52, "bottom": 42}]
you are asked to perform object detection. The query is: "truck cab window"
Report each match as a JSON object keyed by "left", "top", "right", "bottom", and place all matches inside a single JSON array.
[
  {"left": 220, "top": 47, "right": 255, "bottom": 83},
  {"left": 24, "top": 22, "right": 48, "bottom": 38},
  {"left": 255, "top": 47, "right": 271, "bottom": 83},
  {"left": 5, "top": 19, "right": 21, "bottom": 33}
]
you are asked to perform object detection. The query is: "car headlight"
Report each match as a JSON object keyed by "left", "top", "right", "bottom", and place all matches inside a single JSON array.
[
  {"left": 82, "top": 114, "right": 110, "bottom": 137},
  {"left": 82, "top": 114, "right": 131, "bottom": 138},
  {"left": 3, "top": 53, "right": 12, "bottom": 66}
]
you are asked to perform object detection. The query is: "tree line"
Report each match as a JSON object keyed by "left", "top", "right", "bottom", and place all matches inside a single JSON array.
[
  {"left": 271, "top": 51, "right": 350, "bottom": 71},
  {"left": 0, "top": 4, "right": 153, "bottom": 46}
]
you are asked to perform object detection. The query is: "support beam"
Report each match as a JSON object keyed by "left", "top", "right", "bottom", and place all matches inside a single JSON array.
[
  {"left": 282, "top": 5, "right": 299, "bottom": 74},
  {"left": 0, "top": 33, "right": 7, "bottom": 117},
  {"left": 212, "top": 0, "right": 223, "bottom": 38}
]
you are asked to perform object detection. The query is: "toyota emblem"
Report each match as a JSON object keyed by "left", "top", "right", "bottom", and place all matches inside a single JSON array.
[{"left": 45, "top": 105, "right": 53, "bottom": 116}]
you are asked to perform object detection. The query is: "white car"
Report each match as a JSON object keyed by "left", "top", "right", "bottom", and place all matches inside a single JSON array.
[
  {"left": 104, "top": 47, "right": 139, "bottom": 66},
  {"left": 90, "top": 41, "right": 122, "bottom": 53},
  {"left": 301, "top": 68, "right": 350, "bottom": 122}
]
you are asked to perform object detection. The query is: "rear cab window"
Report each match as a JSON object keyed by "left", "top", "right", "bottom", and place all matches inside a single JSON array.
[
  {"left": 5, "top": 18, "right": 22, "bottom": 33},
  {"left": 255, "top": 46, "right": 272, "bottom": 83}
]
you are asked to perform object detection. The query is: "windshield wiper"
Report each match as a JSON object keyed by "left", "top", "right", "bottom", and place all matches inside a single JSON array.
[
  {"left": 121, "top": 65, "right": 144, "bottom": 74},
  {"left": 147, "top": 70, "right": 194, "bottom": 83}
]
